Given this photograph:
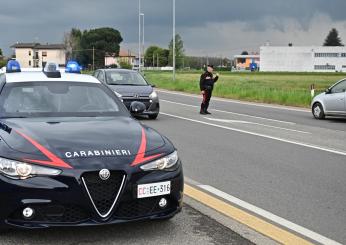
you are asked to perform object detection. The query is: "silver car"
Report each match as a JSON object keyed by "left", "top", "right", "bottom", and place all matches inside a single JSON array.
[{"left": 311, "top": 79, "right": 346, "bottom": 119}]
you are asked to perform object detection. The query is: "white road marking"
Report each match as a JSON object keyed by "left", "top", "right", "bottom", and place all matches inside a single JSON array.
[
  {"left": 204, "top": 117, "right": 311, "bottom": 134},
  {"left": 160, "top": 112, "right": 346, "bottom": 157},
  {"left": 198, "top": 184, "right": 342, "bottom": 245},
  {"left": 157, "top": 89, "right": 310, "bottom": 112},
  {"left": 161, "top": 99, "right": 296, "bottom": 125}
]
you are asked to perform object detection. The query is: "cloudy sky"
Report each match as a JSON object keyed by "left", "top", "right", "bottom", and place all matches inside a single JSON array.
[{"left": 1, "top": 0, "right": 346, "bottom": 57}]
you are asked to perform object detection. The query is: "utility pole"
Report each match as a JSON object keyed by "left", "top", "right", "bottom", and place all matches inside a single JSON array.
[
  {"left": 153, "top": 53, "right": 155, "bottom": 68},
  {"left": 172, "top": 0, "right": 176, "bottom": 81},
  {"left": 92, "top": 46, "right": 95, "bottom": 70},
  {"left": 157, "top": 53, "right": 159, "bottom": 69}
]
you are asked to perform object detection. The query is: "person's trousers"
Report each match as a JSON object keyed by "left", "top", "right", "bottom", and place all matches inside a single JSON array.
[{"left": 201, "top": 89, "right": 212, "bottom": 112}]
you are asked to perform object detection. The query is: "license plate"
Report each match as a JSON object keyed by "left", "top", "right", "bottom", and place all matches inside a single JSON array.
[{"left": 137, "top": 181, "right": 171, "bottom": 199}]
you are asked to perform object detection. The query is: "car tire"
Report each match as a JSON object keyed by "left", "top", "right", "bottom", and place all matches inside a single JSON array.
[
  {"left": 312, "top": 103, "right": 325, "bottom": 119},
  {"left": 148, "top": 114, "right": 159, "bottom": 120}
]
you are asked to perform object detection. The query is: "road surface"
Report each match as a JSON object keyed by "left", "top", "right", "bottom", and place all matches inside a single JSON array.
[{"left": 143, "top": 89, "right": 346, "bottom": 244}]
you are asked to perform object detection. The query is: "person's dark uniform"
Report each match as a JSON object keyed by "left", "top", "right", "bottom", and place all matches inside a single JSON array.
[{"left": 200, "top": 66, "right": 218, "bottom": 114}]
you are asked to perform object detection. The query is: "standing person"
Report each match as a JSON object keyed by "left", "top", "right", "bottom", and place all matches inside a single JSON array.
[{"left": 200, "top": 65, "right": 219, "bottom": 115}]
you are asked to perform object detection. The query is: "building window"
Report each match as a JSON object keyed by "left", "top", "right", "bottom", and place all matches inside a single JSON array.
[
  {"left": 29, "top": 60, "right": 31, "bottom": 66},
  {"left": 341, "top": 53, "right": 346, "bottom": 57},
  {"left": 314, "top": 65, "right": 335, "bottom": 70},
  {"left": 29, "top": 51, "right": 31, "bottom": 56},
  {"left": 42, "top": 51, "right": 47, "bottom": 57}
]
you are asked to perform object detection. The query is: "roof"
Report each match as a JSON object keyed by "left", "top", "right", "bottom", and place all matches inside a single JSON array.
[
  {"left": 234, "top": 55, "right": 260, "bottom": 59},
  {"left": 11, "top": 43, "right": 65, "bottom": 50},
  {"left": 105, "top": 50, "right": 136, "bottom": 58},
  {"left": 97, "top": 68, "right": 137, "bottom": 73},
  {"left": 4, "top": 71, "right": 100, "bottom": 84}
]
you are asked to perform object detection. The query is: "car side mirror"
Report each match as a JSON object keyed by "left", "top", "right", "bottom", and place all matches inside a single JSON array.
[
  {"left": 325, "top": 88, "right": 331, "bottom": 94},
  {"left": 150, "top": 84, "right": 156, "bottom": 88},
  {"left": 129, "top": 101, "right": 146, "bottom": 115}
]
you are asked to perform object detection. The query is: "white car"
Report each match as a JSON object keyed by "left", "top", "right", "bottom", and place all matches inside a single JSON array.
[{"left": 311, "top": 78, "right": 346, "bottom": 119}]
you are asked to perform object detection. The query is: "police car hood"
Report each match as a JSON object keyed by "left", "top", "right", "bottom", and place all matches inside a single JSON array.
[
  {"left": 108, "top": 85, "right": 153, "bottom": 97},
  {"left": 0, "top": 117, "right": 166, "bottom": 164}
]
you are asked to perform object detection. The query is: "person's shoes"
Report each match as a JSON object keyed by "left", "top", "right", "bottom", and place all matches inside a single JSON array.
[
  {"left": 205, "top": 111, "right": 212, "bottom": 114},
  {"left": 200, "top": 110, "right": 207, "bottom": 115}
]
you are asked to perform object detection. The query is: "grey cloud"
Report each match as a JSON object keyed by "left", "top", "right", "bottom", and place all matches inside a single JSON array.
[{"left": 0, "top": 0, "right": 346, "bottom": 56}]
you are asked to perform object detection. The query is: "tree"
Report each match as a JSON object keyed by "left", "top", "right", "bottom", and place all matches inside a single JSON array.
[
  {"left": 239, "top": 51, "right": 249, "bottom": 63},
  {"left": 169, "top": 34, "right": 185, "bottom": 68},
  {"left": 144, "top": 46, "right": 169, "bottom": 67},
  {"left": 64, "top": 28, "right": 82, "bottom": 61},
  {"left": 0, "top": 48, "right": 3, "bottom": 57},
  {"left": 79, "top": 27, "right": 123, "bottom": 68},
  {"left": 145, "top": 46, "right": 161, "bottom": 67},
  {"left": 323, "top": 28, "right": 344, "bottom": 46}
]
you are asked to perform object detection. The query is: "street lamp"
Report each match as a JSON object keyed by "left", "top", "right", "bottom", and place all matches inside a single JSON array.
[
  {"left": 140, "top": 13, "right": 145, "bottom": 67},
  {"left": 172, "top": 0, "right": 176, "bottom": 81}
]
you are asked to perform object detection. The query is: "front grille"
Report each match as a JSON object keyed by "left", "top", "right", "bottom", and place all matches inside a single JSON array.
[
  {"left": 82, "top": 171, "right": 125, "bottom": 217},
  {"left": 123, "top": 98, "right": 151, "bottom": 109},
  {"left": 9, "top": 204, "right": 90, "bottom": 223},
  {"left": 114, "top": 195, "right": 172, "bottom": 219}
]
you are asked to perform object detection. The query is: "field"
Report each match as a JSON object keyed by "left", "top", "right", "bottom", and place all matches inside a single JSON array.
[{"left": 144, "top": 71, "right": 346, "bottom": 107}]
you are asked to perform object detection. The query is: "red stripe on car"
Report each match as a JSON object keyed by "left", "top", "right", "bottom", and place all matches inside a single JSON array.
[
  {"left": 131, "top": 128, "right": 162, "bottom": 166},
  {"left": 15, "top": 130, "right": 73, "bottom": 169}
]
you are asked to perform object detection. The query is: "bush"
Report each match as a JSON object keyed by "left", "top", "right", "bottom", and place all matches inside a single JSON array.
[
  {"left": 119, "top": 61, "right": 132, "bottom": 70},
  {"left": 0, "top": 59, "right": 7, "bottom": 68}
]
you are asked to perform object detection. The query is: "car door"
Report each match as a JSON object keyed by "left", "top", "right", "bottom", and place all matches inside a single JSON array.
[{"left": 323, "top": 79, "right": 346, "bottom": 113}]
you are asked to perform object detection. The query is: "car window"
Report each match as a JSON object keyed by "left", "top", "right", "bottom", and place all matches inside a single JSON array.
[
  {"left": 0, "top": 82, "right": 128, "bottom": 118},
  {"left": 98, "top": 71, "right": 105, "bottom": 82},
  {"left": 331, "top": 80, "right": 346, "bottom": 93},
  {"left": 93, "top": 70, "right": 99, "bottom": 78},
  {"left": 105, "top": 71, "right": 148, "bottom": 86}
]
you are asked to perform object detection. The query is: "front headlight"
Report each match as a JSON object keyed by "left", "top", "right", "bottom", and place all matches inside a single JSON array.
[
  {"left": 140, "top": 151, "right": 178, "bottom": 171},
  {"left": 0, "top": 157, "right": 61, "bottom": 180},
  {"left": 149, "top": 91, "right": 158, "bottom": 99}
]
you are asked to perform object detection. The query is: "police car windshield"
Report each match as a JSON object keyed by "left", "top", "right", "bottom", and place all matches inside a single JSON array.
[
  {"left": 105, "top": 71, "right": 148, "bottom": 86},
  {"left": 0, "top": 82, "right": 128, "bottom": 118}
]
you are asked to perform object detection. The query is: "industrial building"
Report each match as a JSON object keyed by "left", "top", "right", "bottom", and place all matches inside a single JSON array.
[{"left": 260, "top": 46, "right": 346, "bottom": 72}]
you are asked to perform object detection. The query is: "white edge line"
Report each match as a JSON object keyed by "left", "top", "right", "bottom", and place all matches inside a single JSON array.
[
  {"left": 199, "top": 184, "right": 342, "bottom": 245},
  {"left": 157, "top": 89, "right": 310, "bottom": 113},
  {"left": 203, "top": 117, "right": 310, "bottom": 134},
  {"left": 160, "top": 112, "right": 346, "bottom": 157},
  {"left": 161, "top": 99, "right": 296, "bottom": 125}
]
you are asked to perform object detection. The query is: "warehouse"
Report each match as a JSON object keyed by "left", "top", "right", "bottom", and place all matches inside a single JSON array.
[{"left": 260, "top": 46, "right": 346, "bottom": 72}]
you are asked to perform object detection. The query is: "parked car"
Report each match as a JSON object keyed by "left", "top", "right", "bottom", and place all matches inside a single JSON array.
[
  {"left": 311, "top": 78, "right": 346, "bottom": 119},
  {"left": 0, "top": 61, "right": 183, "bottom": 231},
  {"left": 94, "top": 69, "right": 159, "bottom": 119}
]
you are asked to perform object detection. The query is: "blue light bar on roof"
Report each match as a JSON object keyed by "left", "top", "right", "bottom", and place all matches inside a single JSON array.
[
  {"left": 6, "top": 60, "right": 21, "bottom": 73},
  {"left": 65, "top": 60, "right": 81, "bottom": 74}
]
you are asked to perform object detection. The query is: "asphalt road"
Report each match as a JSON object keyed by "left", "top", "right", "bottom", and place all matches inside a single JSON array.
[
  {"left": 0, "top": 204, "right": 252, "bottom": 245},
  {"left": 143, "top": 90, "right": 346, "bottom": 244}
]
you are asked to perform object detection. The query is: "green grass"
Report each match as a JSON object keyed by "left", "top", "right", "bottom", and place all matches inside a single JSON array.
[{"left": 144, "top": 71, "right": 345, "bottom": 107}]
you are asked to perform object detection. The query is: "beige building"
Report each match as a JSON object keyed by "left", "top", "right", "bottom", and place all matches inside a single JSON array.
[
  {"left": 105, "top": 50, "right": 137, "bottom": 67},
  {"left": 11, "top": 43, "right": 66, "bottom": 68}
]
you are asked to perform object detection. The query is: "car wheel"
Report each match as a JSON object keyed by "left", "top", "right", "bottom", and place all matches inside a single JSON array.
[
  {"left": 312, "top": 103, "right": 325, "bottom": 119},
  {"left": 148, "top": 114, "right": 159, "bottom": 120}
]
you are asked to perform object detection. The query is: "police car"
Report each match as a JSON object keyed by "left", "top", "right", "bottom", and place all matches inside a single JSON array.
[{"left": 0, "top": 60, "right": 183, "bottom": 230}]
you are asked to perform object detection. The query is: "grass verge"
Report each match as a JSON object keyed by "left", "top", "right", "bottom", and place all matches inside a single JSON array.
[{"left": 144, "top": 71, "right": 345, "bottom": 108}]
